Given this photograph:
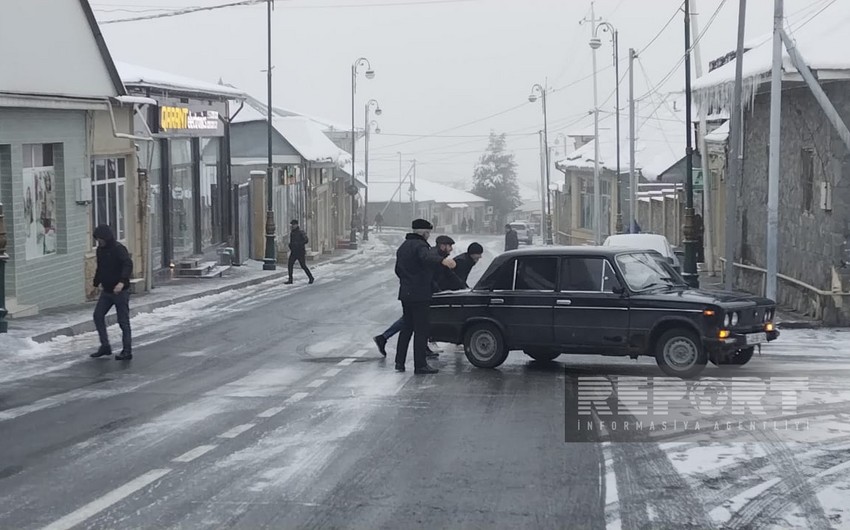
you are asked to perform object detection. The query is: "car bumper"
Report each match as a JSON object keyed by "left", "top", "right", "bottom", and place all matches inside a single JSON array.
[{"left": 704, "top": 329, "right": 780, "bottom": 352}]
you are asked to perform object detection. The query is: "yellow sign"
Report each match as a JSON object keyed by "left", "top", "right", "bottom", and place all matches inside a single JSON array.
[{"left": 160, "top": 106, "right": 189, "bottom": 131}]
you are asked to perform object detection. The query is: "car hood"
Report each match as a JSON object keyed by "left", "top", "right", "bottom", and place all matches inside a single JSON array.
[{"left": 635, "top": 288, "right": 775, "bottom": 307}]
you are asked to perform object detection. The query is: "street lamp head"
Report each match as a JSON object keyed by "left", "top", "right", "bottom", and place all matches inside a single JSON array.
[
  {"left": 375, "top": 107, "right": 382, "bottom": 116},
  {"left": 375, "top": 126, "right": 382, "bottom": 134},
  {"left": 528, "top": 94, "right": 538, "bottom": 103},
  {"left": 365, "top": 70, "right": 375, "bottom": 80},
  {"left": 589, "top": 36, "right": 602, "bottom": 50}
]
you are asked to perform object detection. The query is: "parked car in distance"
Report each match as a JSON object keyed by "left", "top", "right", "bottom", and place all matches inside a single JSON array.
[
  {"left": 429, "top": 246, "right": 779, "bottom": 378},
  {"left": 603, "top": 233, "right": 681, "bottom": 273},
  {"left": 509, "top": 221, "right": 533, "bottom": 245}
]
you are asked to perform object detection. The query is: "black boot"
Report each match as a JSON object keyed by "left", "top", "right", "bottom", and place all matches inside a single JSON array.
[
  {"left": 414, "top": 364, "right": 439, "bottom": 375},
  {"left": 90, "top": 346, "right": 112, "bottom": 358},
  {"left": 284, "top": 278, "right": 293, "bottom": 285},
  {"left": 115, "top": 350, "right": 133, "bottom": 361},
  {"left": 394, "top": 363, "right": 406, "bottom": 372},
  {"left": 373, "top": 335, "right": 388, "bottom": 357}
]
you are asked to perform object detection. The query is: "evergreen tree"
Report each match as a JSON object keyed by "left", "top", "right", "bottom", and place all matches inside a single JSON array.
[{"left": 471, "top": 131, "right": 521, "bottom": 225}]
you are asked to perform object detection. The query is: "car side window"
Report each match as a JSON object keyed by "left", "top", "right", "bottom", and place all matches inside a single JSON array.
[
  {"left": 515, "top": 257, "right": 557, "bottom": 291},
  {"left": 601, "top": 260, "right": 622, "bottom": 293},
  {"left": 483, "top": 259, "right": 516, "bottom": 291},
  {"left": 561, "top": 257, "right": 606, "bottom": 292}
]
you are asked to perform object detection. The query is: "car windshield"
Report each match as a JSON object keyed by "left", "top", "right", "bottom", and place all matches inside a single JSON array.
[{"left": 615, "top": 252, "right": 684, "bottom": 291}]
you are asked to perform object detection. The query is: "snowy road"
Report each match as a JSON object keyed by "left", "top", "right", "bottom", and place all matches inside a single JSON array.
[{"left": 1, "top": 234, "right": 850, "bottom": 529}]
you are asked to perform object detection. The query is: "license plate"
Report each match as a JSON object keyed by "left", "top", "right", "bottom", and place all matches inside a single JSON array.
[{"left": 746, "top": 332, "right": 767, "bottom": 345}]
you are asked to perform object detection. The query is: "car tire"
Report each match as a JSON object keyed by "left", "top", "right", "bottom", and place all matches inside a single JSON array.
[
  {"left": 654, "top": 328, "right": 707, "bottom": 379},
  {"left": 714, "top": 347, "right": 755, "bottom": 366},
  {"left": 524, "top": 349, "right": 560, "bottom": 362},
  {"left": 464, "top": 323, "right": 509, "bottom": 368}
]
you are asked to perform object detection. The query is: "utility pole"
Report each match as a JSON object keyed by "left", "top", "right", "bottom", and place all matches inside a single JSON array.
[
  {"left": 628, "top": 48, "right": 637, "bottom": 234},
  {"left": 613, "top": 30, "right": 623, "bottom": 234},
  {"left": 682, "top": 0, "right": 699, "bottom": 288},
  {"left": 692, "top": 0, "right": 714, "bottom": 275},
  {"left": 766, "top": 0, "right": 783, "bottom": 299},
  {"left": 725, "top": 0, "right": 747, "bottom": 290},
  {"left": 363, "top": 105, "right": 371, "bottom": 241},
  {"left": 262, "top": 0, "right": 277, "bottom": 271},
  {"left": 411, "top": 159, "right": 417, "bottom": 220},
  {"left": 589, "top": 1, "right": 602, "bottom": 244},
  {"left": 539, "top": 130, "right": 546, "bottom": 240}
]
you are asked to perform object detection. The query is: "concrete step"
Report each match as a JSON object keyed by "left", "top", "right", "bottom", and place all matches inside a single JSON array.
[
  {"left": 175, "top": 261, "right": 218, "bottom": 278},
  {"left": 6, "top": 297, "right": 39, "bottom": 319}
]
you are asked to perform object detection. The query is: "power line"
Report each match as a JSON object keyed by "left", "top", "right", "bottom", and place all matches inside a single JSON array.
[{"left": 638, "top": 1, "right": 684, "bottom": 55}]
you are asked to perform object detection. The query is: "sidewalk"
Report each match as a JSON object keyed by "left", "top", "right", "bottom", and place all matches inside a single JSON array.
[
  {"left": 8, "top": 242, "right": 375, "bottom": 344},
  {"left": 698, "top": 271, "right": 822, "bottom": 329}
]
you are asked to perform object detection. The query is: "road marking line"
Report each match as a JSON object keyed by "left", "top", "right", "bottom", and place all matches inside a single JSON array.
[
  {"left": 354, "top": 348, "right": 370, "bottom": 357},
  {"left": 172, "top": 445, "right": 217, "bottom": 463},
  {"left": 286, "top": 392, "right": 309, "bottom": 404},
  {"left": 218, "top": 423, "right": 256, "bottom": 439},
  {"left": 42, "top": 468, "right": 172, "bottom": 530},
  {"left": 322, "top": 368, "right": 343, "bottom": 377},
  {"left": 337, "top": 358, "right": 357, "bottom": 366},
  {"left": 257, "top": 407, "right": 285, "bottom": 418},
  {"left": 307, "top": 379, "right": 327, "bottom": 388}
]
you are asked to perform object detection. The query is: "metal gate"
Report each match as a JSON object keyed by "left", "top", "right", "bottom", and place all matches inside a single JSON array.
[{"left": 232, "top": 183, "right": 251, "bottom": 265}]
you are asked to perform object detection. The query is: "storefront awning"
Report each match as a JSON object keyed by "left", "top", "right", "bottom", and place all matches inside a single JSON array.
[{"left": 447, "top": 203, "right": 469, "bottom": 209}]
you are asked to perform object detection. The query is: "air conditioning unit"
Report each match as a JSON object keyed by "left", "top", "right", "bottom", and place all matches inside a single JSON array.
[{"left": 76, "top": 178, "right": 92, "bottom": 204}]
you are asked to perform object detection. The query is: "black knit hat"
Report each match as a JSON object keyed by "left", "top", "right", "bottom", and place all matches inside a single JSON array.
[
  {"left": 290, "top": 219, "right": 299, "bottom": 225},
  {"left": 412, "top": 219, "right": 433, "bottom": 230},
  {"left": 467, "top": 242, "right": 484, "bottom": 255},
  {"left": 436, "top": 235, "right": 455, "bottom": 245}
]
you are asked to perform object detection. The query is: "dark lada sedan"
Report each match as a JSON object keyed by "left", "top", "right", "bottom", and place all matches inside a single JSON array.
[{"left": 429, "top": 247, "right": 780, "bottom": 378}]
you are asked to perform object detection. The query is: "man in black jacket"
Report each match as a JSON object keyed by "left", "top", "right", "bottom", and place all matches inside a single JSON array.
[
  {"left": 91, "top": 224, "right": 134, "bottom": 360},
  {"left": 394, "top": 219, "right": 456, "bottom": 374},
  {"left": 285, "top": 219, "right": 314, "bottom": 285},
  {"left": 447, "top": 242, "right": 484, "bottom": 289},
  {"left": 505, "top": 224, "right": 519, "bottom": 251}
]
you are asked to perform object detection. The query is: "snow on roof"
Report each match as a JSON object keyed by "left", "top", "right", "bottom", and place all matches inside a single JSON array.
[
  {"left": 705, "top": 121, "right": 730, "bottom": 143},
  {"left": 233, "top": 93, "right": 351, "bottom": 133},
  {"left": 273, "top": 116, "right": 352, "bottom": 166},
  {"left": 368, "top": 178, "right": 487, "bottom": 205},
  {"left": 556, "top": 92, "right": 685, "bottom": 181},
  {"left": 116, "top": 61, "right": 244, "bottom": 99},
  {"left": 692, "top": 3, "right": 850, "bottom": 112}
]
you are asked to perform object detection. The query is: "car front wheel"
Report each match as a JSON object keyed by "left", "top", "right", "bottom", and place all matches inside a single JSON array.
[
  {"left": 464, "top": 323, "right": 509, "bottom": 368},
  {"left": 524, "top": 349, "right": 560, "bottom": 362},
  {"left": 655, "top": 328, "right": 707, "bottom": 379}
]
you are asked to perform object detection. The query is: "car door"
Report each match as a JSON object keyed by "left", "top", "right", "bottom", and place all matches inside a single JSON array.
[
  {"left": 553, "top": 256, "right": 630, "bottom": 354},
  {"left": 485, "top": 256, "right": 557, "bottom": 349}
]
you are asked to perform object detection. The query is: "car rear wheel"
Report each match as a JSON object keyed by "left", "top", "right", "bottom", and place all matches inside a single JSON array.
[
  {"left": 524, "top": 349, "right": 560, "bottom": 362},
  {"left": 464, "top": 323, "right": 509, "bottom": 368},
  {"left": 714, "top": 347, "right": 755, "bottom": 366},
  {"left": 655, "top": 328, "right": 707, "bottom": 379}
]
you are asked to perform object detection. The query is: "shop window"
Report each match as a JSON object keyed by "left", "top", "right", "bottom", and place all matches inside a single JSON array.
[
  {"left": 91, "top": 157, "right": 127, "bottom": 244},
  {"left": 22, "top": 143, "right": 58, "bottom": 259}
]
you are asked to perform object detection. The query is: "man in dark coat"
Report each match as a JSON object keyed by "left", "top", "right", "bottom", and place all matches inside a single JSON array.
[
  {"left": 505, "top": 224, "right": 519, "bottom": 251},
  {"left": 394, "top": 219, "right": 456, "bottom": 374},
  {"left": 449, "top": 242, "right": 484, "bottom": 288},
  {"left": 285, "top": 219, "right": 314, "bottom": 285},
  {"left": 91, "top": 224, "right": 134, "bottom": 360}
]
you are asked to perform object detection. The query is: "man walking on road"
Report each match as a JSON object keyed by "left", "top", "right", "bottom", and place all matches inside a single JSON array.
[
  {"left": 374, "top": 212, "right": 383, "bottom": 233},
  {"left": 505, "top": 224, "right": 519, "bottom": 251},
  {"left": 394, "top": 219, "right": 456, "bottom": 374},
  {"left": 285, "top": 219, "right": 314, "bottom": 285},
  {"left": 91, "top": 224, "right": 134, "bottom": 360}
]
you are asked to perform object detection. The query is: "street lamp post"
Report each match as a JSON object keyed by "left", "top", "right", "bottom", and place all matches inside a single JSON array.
[
  {"left": 682, "top": 0, "right": 699, "bottom": 288},
  {"left": 529, "top": 83, "right": 552, "bottom": 245},
  {"left": 362, "top": 98, "right": 381, "bottom": 242},
  {"left": 350, "top": 57, "right": 375, "bottom": 248},
  {"left": 588, "top": 10, "right": 619, "bottom": 241},
  {"left": 0, "top": 202, "right": 8, "bottom": 333},
  {"left": 262, "top": 0, "right": 277, "bottom": 270}
]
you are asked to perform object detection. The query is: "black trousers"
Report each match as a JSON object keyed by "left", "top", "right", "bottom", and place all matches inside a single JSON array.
[
  {"left": 93, "top": 290, "right": 132, "bottom": 352},
  {"left": 395, "top": 301, "right": 430, "bottom": 369},
  {"left": 288, "top": 252, "right": 314, "bottom": 282}
]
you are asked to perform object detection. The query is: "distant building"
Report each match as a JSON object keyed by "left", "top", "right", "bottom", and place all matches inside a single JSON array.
[{"left": 367, "top": 179, "right": 487, "bottom": 231}]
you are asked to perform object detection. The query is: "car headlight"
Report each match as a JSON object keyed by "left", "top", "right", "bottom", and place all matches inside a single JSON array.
[
  {"left": 731, "top": 312, "right": 739, "bottom": 326},
  {"left": 723, "top": 314, "right": 731, "bottom": 327}
]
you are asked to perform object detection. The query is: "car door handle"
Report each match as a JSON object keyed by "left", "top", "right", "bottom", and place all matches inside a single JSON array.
[
  {"left": 490, "top": 298, "right": 504, "bottom": 304},
  {"left": 556, "top": 299, "right": 572, "bottom": 306}
]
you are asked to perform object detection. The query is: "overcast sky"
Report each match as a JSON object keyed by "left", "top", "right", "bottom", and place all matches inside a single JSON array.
[{"left": 95, "top": 0, "right": 827, "bottom": 192}]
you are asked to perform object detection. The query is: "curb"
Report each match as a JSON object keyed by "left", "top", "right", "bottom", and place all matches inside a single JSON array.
[
  {"left": 776, "top": 320, "right": 823, "bottom": 330},
  {"left": 30, "top": 246, "right": 367, "bottom": 344}
]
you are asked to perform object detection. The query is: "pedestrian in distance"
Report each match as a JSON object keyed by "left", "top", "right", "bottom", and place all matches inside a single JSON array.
[
  {"left": 374, "top": 234, "right": 458, "bottom": 358},
  {"left": 285, "top": 219, "right": 314, "bottom": 285},
  {"left": 393, "top": 219, "right": 456, "bottom": 374},
  {"left": 374, "top": 212, "right": 384, "bottom": 233},
  {"left": 460, "top": 217, "right": 467, "bottom": 233},
  {"left": 505, "top": 223, "right": 519, "bottom": 252},
  {"left": 90, "top": 224, "right": 134, "bottom": 360}
]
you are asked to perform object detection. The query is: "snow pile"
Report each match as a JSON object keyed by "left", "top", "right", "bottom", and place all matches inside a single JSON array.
[
  {"left": 116, "top": 61, "right": 245, "bottom": 99},
  {"left": 367, "top": 178, "right": 487, "bottom": 205},
  {"left": 273, "top": 116, "right": 352, "bottom": 166},
  {"left": 692, "top": 2, "right": 850, "bottom": 112}
]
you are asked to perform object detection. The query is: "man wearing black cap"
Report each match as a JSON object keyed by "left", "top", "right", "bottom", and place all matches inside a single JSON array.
[
  {"left": 448, "top": 242, "right": 484, "bottom": 288},
  {"left": 285, "top": 219, "right": 314, "bottom": 285},
  {"left": 394, "top": 219, "right": 456, "bottom": 374}
]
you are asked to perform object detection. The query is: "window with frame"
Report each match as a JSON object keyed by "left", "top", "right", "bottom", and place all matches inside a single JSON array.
[
  {"left": 560, "top": 257, "right": 620, "bottom": 292},
  {"left": 92, "top": 157, "right": 126, "bottom": 242},
  {"left": 801, "top": 148, "right": 814, "bottom": 213},
  {"left": 515, "top": 257, "right": 557, "bottom": 291},
  {"left": 579, "top": 177, "right": 612, "bottom": 233},
  {"left": 580, "top": 177, "right": 593, "bottom": 229}
]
